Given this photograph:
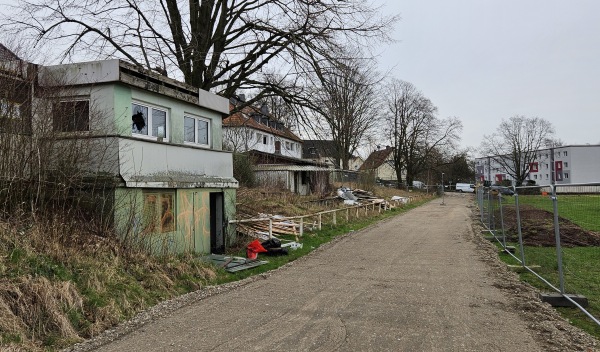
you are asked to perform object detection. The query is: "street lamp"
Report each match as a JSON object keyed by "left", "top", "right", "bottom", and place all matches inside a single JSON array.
[{"left": 441, "top": 172, "right": 445, "bottom": 205}]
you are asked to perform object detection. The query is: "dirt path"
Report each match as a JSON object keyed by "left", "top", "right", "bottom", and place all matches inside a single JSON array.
[{"left": 78, "top": 194, "right": 598, "bottom": 351}]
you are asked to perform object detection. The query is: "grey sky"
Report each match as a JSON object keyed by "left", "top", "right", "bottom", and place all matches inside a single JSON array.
[
  {"left": 375, "top": 0, "right": 600, "bottom": 153},
  {"left": 1, "top": 0, "right": 598, "bottom": 154}
]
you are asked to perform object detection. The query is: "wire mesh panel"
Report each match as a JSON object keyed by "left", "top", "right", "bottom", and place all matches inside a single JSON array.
[
  {"left": 477, "top": 182, "right": 600, "bottom": 330},
  {"left": 512, "top": 185, "right": 561, "bottom": 288},
  {"left": 553, "top": 184, "right": 600, "bottom": 323}
]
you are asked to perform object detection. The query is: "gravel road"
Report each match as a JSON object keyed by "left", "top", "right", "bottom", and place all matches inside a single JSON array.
[{"left": 69, "top": 194, "right": 599, "bottom": 351}]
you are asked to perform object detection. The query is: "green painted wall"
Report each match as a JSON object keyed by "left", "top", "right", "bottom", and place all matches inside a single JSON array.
[{"left": 114, "top": 187, "right": 236, "bottom": 255}]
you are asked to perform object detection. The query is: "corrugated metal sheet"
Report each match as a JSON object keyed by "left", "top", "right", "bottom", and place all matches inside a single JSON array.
[{"left": 254, "top": 164, "right": 332, "bottom": 172}]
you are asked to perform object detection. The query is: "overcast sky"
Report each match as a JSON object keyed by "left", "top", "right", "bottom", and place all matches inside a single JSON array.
[
  {"left": 374, "top": 0, "right": 600, "bottom": 154},
  {"left": 2, "top": 0, "right": 598, "bottom": 154}
]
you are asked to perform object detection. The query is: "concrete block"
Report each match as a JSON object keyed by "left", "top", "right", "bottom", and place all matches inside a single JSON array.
[{"left": 539, "top": 293, "right": 589, "bottom": 308}]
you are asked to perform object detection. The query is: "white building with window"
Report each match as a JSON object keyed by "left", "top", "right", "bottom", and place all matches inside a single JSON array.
[
  {"left": 223, "top": 97, "right": 331, "bottom": 195},
  {"left": 475, "top": 144, "right": 600, "bottom": 186},
  {"left": 8, "top": 59, "right": 238, "bottom": 254},
  {"left": 223, "top": 100, "right": 302, "bottom": 158}
]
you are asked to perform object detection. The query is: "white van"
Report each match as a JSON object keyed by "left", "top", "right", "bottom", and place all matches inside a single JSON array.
[{"left": 455, "top": 183, "right": 475, "bottom": 193}]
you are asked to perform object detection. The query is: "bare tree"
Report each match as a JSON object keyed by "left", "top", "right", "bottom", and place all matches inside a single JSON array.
[
  {"left": 383, "top": 79, "right": 462, "bottom": 187},
  {"left": 481, "top": 115, "right": 555, "bottom": 186},
  {"left": 3, "top": 0, "right": 397, "bottom": 107},
  {"left": 304, "top": 55, "right": 381, "bottom": 170}
]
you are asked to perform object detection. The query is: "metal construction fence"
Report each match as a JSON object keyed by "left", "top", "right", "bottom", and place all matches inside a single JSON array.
[{"left": 477, "top": 183, "right": 600, "bottom": 327}]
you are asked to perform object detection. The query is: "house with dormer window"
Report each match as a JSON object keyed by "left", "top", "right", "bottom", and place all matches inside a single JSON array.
[{"left": 223, "top": 96, "right": 331, "bottom": 195}]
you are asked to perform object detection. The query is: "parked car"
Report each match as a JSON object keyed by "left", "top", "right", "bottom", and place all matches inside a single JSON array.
[{"left": 490, "top": 185, "right": 515, "bottom": 196}]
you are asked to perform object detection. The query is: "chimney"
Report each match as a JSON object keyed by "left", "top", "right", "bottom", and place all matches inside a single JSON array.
[{"left": 260, "top": 103, "right": 269, "bottom": 115}]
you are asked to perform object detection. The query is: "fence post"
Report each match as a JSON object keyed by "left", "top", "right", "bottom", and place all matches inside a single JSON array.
[
  {"left": 479, "top": 188, "right": 484, "bottom": 223},
  {"left": 498, "top": 193, "right": 506, "bottom": 249},
  {"left": 269, "top": 218, "right": 273, "bottom": 239},
  {"left": 356, "top": 207, "right": 359, "bottom": 218},
  {"left": 333, "top": 211, "right": 337, "bottom": 225},
  {"left": 364, "top": 205, "right": 368, "bottom": 216},
  {"left": 300, "top": 217, "right": 304, "bottom": 237},
  {"left": 318, "top": 213, "right": 322, "bottom": 230},
  {"left": 346, "top": 208, "right": 349, "bottom": 222},
  {"left": 487, "top": 190, "right": 493, "bottom": 232},
  {"left": 551, "top": 186, "right": 566, "bottom": 294},
  {"left": 514, "top": 192, "right": 526, "bottom": 266}
]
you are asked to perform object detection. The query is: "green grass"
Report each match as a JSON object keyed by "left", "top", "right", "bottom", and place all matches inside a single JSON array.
[
  {"left": 502, "top": 194, "right": 600, "bottom": 232},
  {"left": 495, "top": 241, "right": 600, "bottom": 338}
]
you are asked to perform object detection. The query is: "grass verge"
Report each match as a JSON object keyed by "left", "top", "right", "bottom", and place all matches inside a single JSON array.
[{"left": 490, "top": 237, "right": 600, "bottom": 339}]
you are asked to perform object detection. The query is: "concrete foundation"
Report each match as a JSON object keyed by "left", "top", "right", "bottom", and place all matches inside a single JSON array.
[{"left": 539, "top": 293, "right": 589, "bottom": 308}]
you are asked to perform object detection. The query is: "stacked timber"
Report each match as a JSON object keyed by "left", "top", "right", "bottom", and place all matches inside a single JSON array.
[{"left": 234, "top": 214, "right": 303, "bottom": 239}]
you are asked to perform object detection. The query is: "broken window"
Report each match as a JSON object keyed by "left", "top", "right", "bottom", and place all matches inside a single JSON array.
[
  {"left": 184, "top": 115, "right": 210, "bottom": 146},
  {"left": 53, "top": 100, "right": 89, "bottom": 132},
  {"left": 132, "top": 102, "right": 168, "bottom": 140},
  {"left": 143, "top": 191, "right": 175, "bottom": 234}
]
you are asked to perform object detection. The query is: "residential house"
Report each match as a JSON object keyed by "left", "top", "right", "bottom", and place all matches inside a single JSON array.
[
  {"left": 476, "top": 144, "right": 600, "bottom": 187},
  {"left": 302, "top": 140, "right": 363, "bottom": 170},
  {"left": 359, "top": 146, "right": 400, "bottom": 184},
  {"left": 224, "top": 97, "right": 302, "bottom": 158},
  {"left": 2, "top": 57, "right": 237, "bottom": 254},
  {"left": 223, "top": 97, "right": 331, "bottom": 195}
]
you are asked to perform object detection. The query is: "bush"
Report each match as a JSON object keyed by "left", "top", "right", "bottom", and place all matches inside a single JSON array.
[{"left": 232, "top": 153, "right": 255, "bottom": 187}]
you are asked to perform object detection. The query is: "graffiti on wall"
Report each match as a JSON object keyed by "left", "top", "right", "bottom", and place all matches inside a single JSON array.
[{"left": 177, "top": 190, "right": 210, "bottom": 251}]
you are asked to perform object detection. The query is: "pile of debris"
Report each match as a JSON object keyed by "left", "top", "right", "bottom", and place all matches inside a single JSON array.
[
  {"left": 235, "top": 213, "right": 304, "bottom": 240},
  {"left": 336, "top": 187, "right": 386, "bottom": 206}
]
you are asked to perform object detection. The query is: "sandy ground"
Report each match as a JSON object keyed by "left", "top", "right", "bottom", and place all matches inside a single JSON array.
[{"left": 69, "top": 193, "right": 599, "bottom": 351}]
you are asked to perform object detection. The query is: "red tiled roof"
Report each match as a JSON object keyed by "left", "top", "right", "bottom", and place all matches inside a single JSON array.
[
  {"left": 359, "top": 147, "right": 394, "bottom": 170},
  {"left": 223, "top": 103, "right": 302, "bottom": 142}
]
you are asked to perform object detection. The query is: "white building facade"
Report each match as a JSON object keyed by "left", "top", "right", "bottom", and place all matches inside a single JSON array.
[{"left": 475, "top": 144, "right": 600, "bottom": 186}]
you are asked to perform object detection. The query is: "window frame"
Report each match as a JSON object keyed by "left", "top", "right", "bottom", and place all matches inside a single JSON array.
[
  {"left": 142, "top": 190, "right": 176, "bottom": 234},
  {"left": 529, "top": 162, "right": 538, "bottom": 172},
  {"left": 131, "top": 101, "right": 169, "bottom": 141},
  {"left": 183, "top": 114, "right": 211, "bottom": 147},
  {"left": 52, "top": 98, "right": 90, "bottom": 132}
]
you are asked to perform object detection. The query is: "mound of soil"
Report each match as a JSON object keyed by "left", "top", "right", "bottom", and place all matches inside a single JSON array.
[{"left": 500, "top": 205, "right": 600, "bottom": 247}]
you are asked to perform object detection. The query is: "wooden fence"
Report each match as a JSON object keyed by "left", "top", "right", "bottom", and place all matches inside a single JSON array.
[{"left": 229, "top": 196, "right": 417, "bottom": 239}]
